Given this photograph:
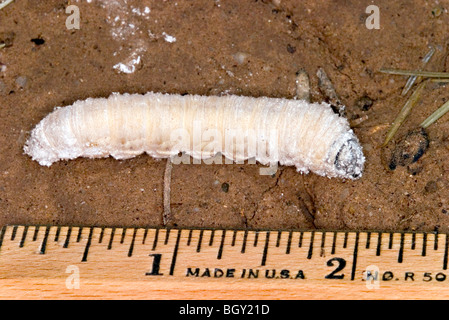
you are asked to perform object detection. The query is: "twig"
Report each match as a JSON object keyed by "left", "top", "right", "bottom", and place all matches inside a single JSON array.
[
  {"left": 163, "top": 158, "right": 173, "bottom": 226},
  {"left": 349, "top": 115, "right": 369, "bottom": 128}
]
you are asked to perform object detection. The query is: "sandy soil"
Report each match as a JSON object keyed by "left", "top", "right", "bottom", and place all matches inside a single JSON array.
[{"left": 1, "top": 0, "right": 449, "bottom": 232}]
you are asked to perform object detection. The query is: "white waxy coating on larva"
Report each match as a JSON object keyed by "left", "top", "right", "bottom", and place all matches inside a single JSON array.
[{"left": 24, "top": 92, "right": 365, "bottom": 179}]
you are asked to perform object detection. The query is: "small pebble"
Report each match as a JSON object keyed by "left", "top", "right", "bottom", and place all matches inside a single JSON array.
[
  {"left": 425, "top": 180, "right": 438, "bottom": 193},
  {"left": 0, "top": 31, "right": 15, "bottom": 47},
  {"left": 15, "top": 76, "right": 28, "bottom": 89},
  {"left": 355, "top": 95, "right": 373, "bottom": 111},
  {"left": 232, "top": 52, "right": 248, "bottom": 65},
  {"left": 221, "top": 182, "right": 229, "bottom": 193},
  {"left": 432, "top": 6, "right": 443, "bottom": 17},
  {"left": 0, "top": 80, "right": 6, "bottom": 94}
]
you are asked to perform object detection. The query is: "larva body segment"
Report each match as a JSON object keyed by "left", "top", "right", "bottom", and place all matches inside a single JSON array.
[{"left": 24, "top": 92, "right": 365, "bottom": 179}]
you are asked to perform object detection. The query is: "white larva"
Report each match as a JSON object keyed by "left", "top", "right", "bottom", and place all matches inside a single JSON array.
[{"left": 24, "top": 92, "right": 365, "bottom": 179}]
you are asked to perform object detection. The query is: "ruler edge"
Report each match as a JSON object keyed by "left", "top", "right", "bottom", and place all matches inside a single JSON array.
[
  {"left": 1, "top": 225, "right": 449, "bottom": 288},
  {"left": 2, "top": 223, "right": 447, "bottom": 235}
]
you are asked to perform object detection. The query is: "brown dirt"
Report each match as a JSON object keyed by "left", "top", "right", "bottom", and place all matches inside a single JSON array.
[{"left": 1, "top": 0, "right": 449, "bottom": 232}]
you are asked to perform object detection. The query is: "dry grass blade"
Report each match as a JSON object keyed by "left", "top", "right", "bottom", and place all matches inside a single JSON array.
[
  {"left": 382, "top": 80, "right": 428, "bottom": 147},
  {"left": 0, "top": 0, "right": 14, "bottom": 10},
  {"left": 401, "top": 46, "right": 435, "bottom": 96},
  {"left": 421, "top": 100, "right": 449, "bottom": 129},
  {"left": 380, "top": 68, "right": 449, "bottom": 78},
  {"left": 430, "top": 78, "right": 449, "bottom": 83}
]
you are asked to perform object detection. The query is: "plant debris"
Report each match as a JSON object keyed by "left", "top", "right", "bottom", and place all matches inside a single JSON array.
[
  {"left": 316, "top": 67, "right": 346, "bottom": 117},
  {"left": 354, "top": 95, "right": 374, "bottom": 111},
  {"left": 401, "top": 46, "right": 435, "bottom": 96},
  {"left": 0, "top": 0, "right": 14, "bottom": 11},
  {"left": 421, "top": 100, "right": 449, "bottom": 128},
  {"left": 389, "top": 127, "right": 429, "bottom": 170},
  {"left": 0, "top": 31, "right": 15, "bottom": 48},
  {"left": 382, "top": 79, "right": 428, "bottom": 147}
]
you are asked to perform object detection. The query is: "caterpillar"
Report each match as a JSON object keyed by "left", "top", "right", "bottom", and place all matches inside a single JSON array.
[{"left": 24, "top": 92, "right": 365, "bottom": 179}]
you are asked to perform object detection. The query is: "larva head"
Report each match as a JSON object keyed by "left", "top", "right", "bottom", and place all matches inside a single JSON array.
[{"left": 333, "top": 137, "right": 365, "bottom": 179}]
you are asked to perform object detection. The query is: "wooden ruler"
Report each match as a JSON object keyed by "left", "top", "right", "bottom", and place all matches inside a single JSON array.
[{"left": 1, "top": 225, "right": 449, "bottom": 299}]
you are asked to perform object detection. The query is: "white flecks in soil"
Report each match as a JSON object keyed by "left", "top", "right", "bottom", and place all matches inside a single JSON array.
[
  {"left": 162, "top": 32, "right": 176, "bottom": 43},
  {"left": 80, "top": 0, "right": 175, "bottom": 74}
]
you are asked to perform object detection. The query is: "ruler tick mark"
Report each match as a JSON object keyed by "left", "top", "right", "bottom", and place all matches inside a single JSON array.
[
  {"left": 261, "top": 232, "right": 270, "bottom": 266},
  {"left": 350, "top": 233, "right": 359, "bottom": 281},
  {"left": 187, "top": 229, "right": 193, "bottom": 246},
  {"left": 76, "top": 227, "right": 83, "bottom": 242},
  {"left": 39, "top": 226, "right": 50, "bottom": 255},
  {"left": 169, "top": 230, "right": 181, "bottom": 276},
  {"left": 398, "top": 233, "right": 405, "bottom": 263},
  {"left": 331, "top": 232, "right": 337, "bottom": 255},
  {"left": 142, "top": 228, "right": 148, "bottom": 245},
  {"left": 19, "top": 226, "right": 28, "bottom": 248},
  {"left": 422, "top": 233, "right": 427, "bottom": 257},
  {"left": 196, "top": 230, "right": 204, "bottom": 253},
  {"left": 152, "top": 228, "right": 159, "bottom": 250},
  {"left": 343, "top": 232, "right": 348, "bottom": 249},
  {"left": 32, "top": 226, "right": 40, "bottom": 241},
  {"left": 307, "top": 232, "right": 315, "bottom": 259},
  {"left": 0, "top": 225, "right": 6, "bottom": 252},
  {"left": 231, "top": 230, "right": 237, "bottom": 247},
  {"left": 366, "top": 232, "right": 371, "bottom": 249},
  {"left": 63, "top": 227, "right": 72, "bottom": 248},
  {"left": 120, "top": 228, "right": 127, "bottom": 244},
  {"left": 54, "top": 226, "right": 61, "bottom": 242},
  {"left": 81, "top": 227, "right": 94, "bottom": 262},
  {"left": 276, "top": 231, "right": 281, "bottom": 247},
  {"left": 217, "top": 230, "right": 226, "bottom": 260},
  {"left": 99, "top": 227, "right": 105, "bottom": 243},
  {"left": 11, "top": 226, "right": 18, "bottom": 241},
  {"left": 286, "top": 231, "right": 292, "bottom": 254},
  {"left": 128, "top": 228, "right": 137, "bottom": 257},
  {"left": 164, "top": 229, "right": 171, "bottom": 245},
  {"left": 376, "top": 233, "right": 382, "bottom": 256},
  {"left": 209, "top": 230, "right": 215, "bottom": 246},
  {"left": 241, "top": 230, "right": 248, "bottom": 253},
  {"left": 108, "top": 228, "right": 116, "bottom": 250},
  {"left": 320, "top": 232, "right": 326, "bottom": 257},
  {"left": 254, "top": 232, "right": 259, "bottom": 247},
  {"left": 444, "top": 234, "right": 449, "bottom": 270}
]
